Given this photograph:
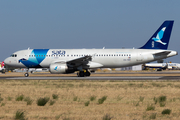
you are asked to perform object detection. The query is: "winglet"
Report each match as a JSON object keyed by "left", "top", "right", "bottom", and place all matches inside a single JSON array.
[{"left": 139, "top": 21, "right": 174, "bottom": 50}]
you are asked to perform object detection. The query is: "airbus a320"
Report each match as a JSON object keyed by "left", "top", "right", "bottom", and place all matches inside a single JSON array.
[{"left": 4, "top": 21, "right": 177, "bottom": 77}]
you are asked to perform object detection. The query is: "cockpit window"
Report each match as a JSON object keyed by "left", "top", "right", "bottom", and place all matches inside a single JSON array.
[{"left": 10, "top": 54, "right": 17, "bottom": 57}]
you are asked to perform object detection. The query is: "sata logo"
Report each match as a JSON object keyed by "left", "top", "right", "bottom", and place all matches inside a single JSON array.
[
  {"left": 54, "top": 66, "right": 58, "bottom": 71},
  {"left": 52, "top": 50, "right": 66, "bottom": 55}
]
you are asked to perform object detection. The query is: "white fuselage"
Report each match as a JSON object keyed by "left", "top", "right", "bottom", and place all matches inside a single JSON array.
[{"left": 4, "top": 49, "right": 177, "bottom": 69}]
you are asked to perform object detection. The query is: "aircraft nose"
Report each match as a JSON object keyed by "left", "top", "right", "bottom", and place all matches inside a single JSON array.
[{"left": 4, "top": 57, "right": 11, "bottom": 65}]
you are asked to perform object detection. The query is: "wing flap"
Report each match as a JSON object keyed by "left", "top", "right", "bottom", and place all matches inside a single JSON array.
[{"left": 67, "top": 55, "right": 92, "bottom": 64}]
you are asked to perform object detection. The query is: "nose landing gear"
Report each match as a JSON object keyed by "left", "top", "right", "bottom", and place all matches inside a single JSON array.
[
  {"left": 24, "top": 69, "right": 29, "bottom": 77},
  {"left": 24, "top": 73, "right": 29, "bottom": 77}
]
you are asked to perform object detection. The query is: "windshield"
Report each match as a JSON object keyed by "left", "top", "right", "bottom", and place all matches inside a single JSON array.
[{"left": 10, "top": 54, "right": 17, "bottom": 57}]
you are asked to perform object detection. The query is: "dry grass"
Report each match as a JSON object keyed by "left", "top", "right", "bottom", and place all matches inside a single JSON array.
[{"left": 0, "top": 79, "right": 180, "bottom": 119}]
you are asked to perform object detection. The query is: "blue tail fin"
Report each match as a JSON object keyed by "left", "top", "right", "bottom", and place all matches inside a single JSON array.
[{"left": 139, "top": 21, "right": 174, "bottom": 50}]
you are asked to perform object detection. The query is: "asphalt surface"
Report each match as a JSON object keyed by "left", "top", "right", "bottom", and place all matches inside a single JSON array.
[
  {"left": 5, "top": 76, "right": 161, "bottom": 80},
  {"left": 0, "top": 73, "right": 180, "bottom": 80},
  {"left": 6, "top": 76, "right": 180, "bottom": 80},
  {"left": 1, "top": 71, "right": 180, "bottom": 80}
]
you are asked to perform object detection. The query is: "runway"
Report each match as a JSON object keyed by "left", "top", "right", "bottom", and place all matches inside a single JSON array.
[
  {"left": 1, "top": 71, "right": 180, "bottom": 80},
  {"left": 4, "top": 74, "right": 180, "bottom": 80},
  {"left": 6, "top": 76, "right": 162, "bottom": 80}
]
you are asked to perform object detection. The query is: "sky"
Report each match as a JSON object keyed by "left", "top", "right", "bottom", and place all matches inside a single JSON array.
[{"left": 0, "top": 0, "right": 180, "bottom": 63}]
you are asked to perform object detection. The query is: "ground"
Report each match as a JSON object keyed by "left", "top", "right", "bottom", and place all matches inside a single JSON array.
[{"left": 0, "top": 78, "right": 180, "bottom": 119}]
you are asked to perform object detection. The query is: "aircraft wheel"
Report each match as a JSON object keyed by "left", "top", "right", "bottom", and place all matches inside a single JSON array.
[
  {"left": 24, "top": 73, "right": 29, "bottom": 77},
  {"left": 157, "top": 68, "right": 162, "bottom": 71},
  {"left": 85, "top": 71, "right": 91, "bottom": 77},
  {"left": 2, "top": 69, "right": 5, "bottom": 74},
  {"left": 79, "top": 71, "right": 85, "bottom": 77},
  {"left": 77, "top": 72, "right": 79, "bottom": 77}
]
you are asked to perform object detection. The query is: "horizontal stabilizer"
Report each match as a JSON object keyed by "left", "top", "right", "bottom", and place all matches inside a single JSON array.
[{"left": 153, "top": 51, "right": 171, "bottom": 56}]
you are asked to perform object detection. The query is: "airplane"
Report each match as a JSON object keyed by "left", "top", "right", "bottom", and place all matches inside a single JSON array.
[
  {"left": 0, "top": 62, "right": 5, "bottom": 73},
  {"left": 4, "top": 21, "right": 177, "bottom": 77},
  {"left": 144, "top": 62, "right": 180, "bottom": 71}
]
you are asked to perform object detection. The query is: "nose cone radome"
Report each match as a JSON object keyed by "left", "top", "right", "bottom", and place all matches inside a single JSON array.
[
  {"left": 4, "top": 57, "right": 10, "bottom": 65},
  {"left": 4, "top": 57, "right": 14, "bottom": 66}
]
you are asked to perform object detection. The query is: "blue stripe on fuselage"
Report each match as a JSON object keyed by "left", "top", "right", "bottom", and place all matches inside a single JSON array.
[{"left": 20, "top": 49, "right": 49, "bottom": 68}]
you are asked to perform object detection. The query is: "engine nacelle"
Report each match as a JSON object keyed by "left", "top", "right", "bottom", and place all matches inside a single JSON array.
[{"left": 49, "top": 63, "right": 68, "bottom": 74}]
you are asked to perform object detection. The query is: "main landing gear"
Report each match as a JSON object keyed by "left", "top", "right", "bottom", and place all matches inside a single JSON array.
[{"left": 77, "top": 70, "right": 91, "bottom": 77}]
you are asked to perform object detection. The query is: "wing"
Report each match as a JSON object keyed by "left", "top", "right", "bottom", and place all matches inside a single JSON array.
[
  {"left": 53, "top": 54, "right": 102, "bottom": 70},
  {"left": 52, "top": 55, "right": 92, "bottom": 70},
  {"left": 67, "top": 55, "right": 92, "bottom": 65}
]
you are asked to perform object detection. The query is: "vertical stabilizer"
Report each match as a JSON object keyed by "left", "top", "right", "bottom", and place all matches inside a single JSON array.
[{"left": 140, "top": 21, "right": 174, "bottom": 50}]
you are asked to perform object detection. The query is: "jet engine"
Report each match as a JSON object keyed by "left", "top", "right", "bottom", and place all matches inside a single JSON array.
[
  {"left": 49, "top": 63, "right": 75, "bottom": 74},
  {"left": 49, "top": 63, "right": 68, "bottom": 74}
]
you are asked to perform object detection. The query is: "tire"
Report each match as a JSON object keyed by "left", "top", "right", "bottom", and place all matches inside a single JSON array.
[
  {"left": 2, "top": 69, "right": 5, "bottom": 74},
  {"left": 85, "top": 71, "right": 91, "bottom": 76},
  {"left": 79, "top": 71, "right": 85, "bottom": 77},
  {"left": 24, "top": 73, "right": 29, "bottom": 77}
]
